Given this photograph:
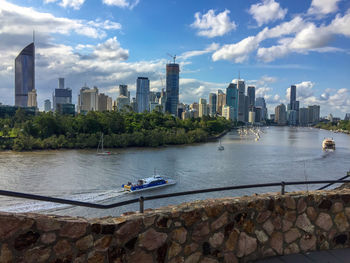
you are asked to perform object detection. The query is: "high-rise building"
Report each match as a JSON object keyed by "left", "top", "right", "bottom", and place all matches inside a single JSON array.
[
  {"left": 308, "top": 105, "right": 320, "bottom": 124},
  {"left": 290, "top": 85, "right": 296, "bottom": 106},
  {"left": 27, "top": 89, "right": 37, "bottom": 108},
  {"left": 136, "top": 77, "right": 150, "bottom": 113},
  {"left": 44, "top": 99, "right": 51, "bottom": 112},
  {"left": 222, "top": 105, "right": 234, "bottom": 120},
  {"left": 78, "top": 86, "right": 98, "bottom": 114},
  {"left": 255, "top": 97, "right": 267, "bottom": 121},
  {"left": 248, "top": 111, "right": 256, "bottom": 124},
  {"left": 130, "top": 97, "right": 138, "bottom": 112},
  {"left": 247, "top": 86, "right": 255, "bottom": 111},
  {"left": 275, "top": 104, "right": 287, "bottom": 125},
  {"left": 287, "top": 110, "right": 297, "bottom": 125},
  {"left": 190, "top": 102, "right": 199, "bottom": 118},
  {"left": 209, "top": 93, "right": 217, "bottom": 117},
  {"left": 98, "top": 93, "right": 112, "bottom": 111},
  {"left": 299, "top": 108, "right": 309, "bottom": 126},
  {"left": 53, "top": 78, "right": 72, "bottom": 111},
  {"left": 15, "top": 43, "right": 35, "bottom": 107},
  {"left": 237, "top": 80, "right": 246, "bottom": 122},
  {"left": 226, "top": 83, "right": 238, "bottom": 120},
  {"left": 116, "top": 95, "right": 130, "bottom": 111},
  {"left": 216, "top": 90, "right": 226, "bottom": 116},
  {"left": 119, "top": 85, "right": 128, "bottom": 97},
  {"left": 255, "top": 107, "right": 262, "bottom": 123},
  {"left": 289, "top": 85, "right": 299, "bottom": 124},
  {"left": 198, "top": 98, "right": 208, "bottom": 117},
  {"left": 345, "top": 113, "right": 350, "bottom": 121},
  {"left": 165, "top": 63, "right": 180, "bottom": 115},
  {"left": 244, "top": 95, "right": 249, "bottom": 122}
]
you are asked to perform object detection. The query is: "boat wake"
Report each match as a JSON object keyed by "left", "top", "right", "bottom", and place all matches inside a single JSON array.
[{"left": 0, "top": 189, "right": 126, "bottom": 213}]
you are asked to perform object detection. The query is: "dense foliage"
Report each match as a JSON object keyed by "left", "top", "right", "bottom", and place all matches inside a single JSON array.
[
  {"left": 0, "top": 109, "right": 232, "bottom": 151},
  {"left": 315, "top": 120, "right": 350, "bottom": 132}
]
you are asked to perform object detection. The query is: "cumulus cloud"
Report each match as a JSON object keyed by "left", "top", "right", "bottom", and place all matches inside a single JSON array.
[
  {"left": 102, "top": 0, "right": 140, "bottom": 9},
  {"left": 249, "top": 0, "right": 287, "bottom": 26},
  {"left": 179, "top": 79, "right": 226, "bottom": 103},
  {"left": 191, "top": 9, "right": 237, "bottom": 38},
  {"left": 44, "top": 0, "right": 85, "bottom": 9},
  {"left": 308, "top": 0, "right": 341, "bottom": 15}
]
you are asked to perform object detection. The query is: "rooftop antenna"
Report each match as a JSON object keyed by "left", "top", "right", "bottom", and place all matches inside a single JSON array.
[{"left": 167, "top": 53, "right": 176, "bottom": 64}]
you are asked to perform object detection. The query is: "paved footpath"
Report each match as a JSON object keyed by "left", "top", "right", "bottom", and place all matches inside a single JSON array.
[{"left": 255, "top": 248, "right": 350, "bottom": 263}]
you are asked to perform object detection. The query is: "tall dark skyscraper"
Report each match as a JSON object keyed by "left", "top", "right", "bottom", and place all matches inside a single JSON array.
[
  {"left": 15, "top": 43, "right": 35, "bottom": 107},
  {"left": 165, "top": 63, "right": 179, "bottom": 115},
  {"left": 119, "top": 85, "right": 128, "bottom": 97},
  {"left": 247, "top": 86, "right": 255, "bottom": 110},
  {"left": 136, "top": 77, "right": 150, "bottom": 113},
  {"left": 290, "top": 85, "right": 296, "bottom": 107}
]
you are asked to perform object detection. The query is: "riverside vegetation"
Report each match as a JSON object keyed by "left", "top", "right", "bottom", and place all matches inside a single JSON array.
[
  {"left": 315, "top": 120, "right": 350, "bottom": 134},
  {"left": 0, "top": 109, "right": 232, "bottom": 151}
]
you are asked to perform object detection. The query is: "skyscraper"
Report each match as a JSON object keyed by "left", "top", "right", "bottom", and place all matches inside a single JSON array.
[
  {"left": 275, "top": 104, "right": 287, "bottom": 125},
  {"left": 247, "top": 86, "right": 255, "bottom": 110},
  {"left": 256, "top": 97, "right": 267, "bottom": 121},
  {"left": 15, "top": 43, "right": 35, "bottom": 107},
  {"left": 136, "top": 77, "right": 150, "bottom": 113},
  {"left": 58, "top": 78, "right": 64, "bottom": 89},
  {"left": 216, "top": 90, "right": 226, "bottom": 116},
  {"left": 44, "top": 99, "right": 51, "bottom": 112},
  {"left": 53, "top": 78, "right": 72, "bottom": 111},
  {"left": 226, "top": 83, "right": 238, "bottom": 121},
  {"left": 198, "top": 98, "right": 208, "bottom": 117},
  {"left": 208, "top": 93, "right": 217, "bottom": 117},
  {"left": 119, "top": 85, "right": 128, "bottom": 97},
  {"left": 289, "top": 85, "right": 299, "bottom": 124},
  {"left": 237, "top": 80, "right": 246, "bottom": 122},
  {"left": 165, "top": 63, "right": 180, "bottom": 115},
  {"left": 290, "top": 85, "right": 296, "bottom": 107},
  {"left": 78, "top": 86, "right": 98, "bottom": 114}
]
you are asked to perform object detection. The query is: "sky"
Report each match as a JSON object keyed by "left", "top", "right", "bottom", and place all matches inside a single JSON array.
[{"left": 0, "top": 0, "right": 350, "bottom": 117}]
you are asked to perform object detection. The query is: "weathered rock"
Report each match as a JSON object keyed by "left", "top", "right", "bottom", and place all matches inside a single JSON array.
[
  {"left": 284, "top": 243, "right": 299, "bottom": 255},
  {"left": 297, "top": 198, "right": 307, "bottom": 214},
  {"left": 87, "top": 250, "right": 105, "bottom": 263},
  {"left": 24, "top": 247, "right": 51, "bottom": 263},
  {"left": 157, "top": 215, "right": 172, "bottom": 228},
  {"left": 139, "top": 228, "right": 167, "bottom": 251},
  {"left": 94, "top": 235, "right": 112, "bottom": 251},
  {"left": 116, "top": 220, "right": 141, "bottom": 245},
  {"left": 296, "top": 213, "right": 314, "bottom": 233},
  {"left": 40, "top": 232, "right": 56, "bottom": 244},
  {"left": 318, "top": 199, "right": 332, "bottom": 210},
  {"left": 284, "top": 228, "right": 301, "bottom": 243},
  {"left": 270, "top": 232, "right": 283, "bottom": 255},
  {"left": 285, "top": 196, "right": 296, "bottom": 210},
  {"left": 284, "top": 211, "right": 296, "bottom": 222},
  {"left": 209, "top": 232, "right": 224, "bottom": 248},
  {"left": 184, "top": 243, "right": 198, "bottom": 256},
  {"left": 306, "top": 207, "right": 317, "bottom": 221},
  {"left": 172, "top": 227, "right": 187, "bottom": 244},
  {"left": 332, "top": 202, "right": 343, "bottom": 213},
  {"left": 223, "top": 252, "right": 238, "bottom": 263},
  {"left": 333, "top": 234, "right": 348, "bottom": 245},
  {"left": 282, "top": 219, "right": 293, "bottom": 232},
  {"left": 345, "top": 207, "right": 350, "bottom": 220},
  {"left": 255, "top": 230, "right": 268, "bottom": 244},
  {"left": 315, "top": 213, "right": 333, "bottom": 231},
  {"left": 272, "top": 217, "right": 282, "bottom": 230},
  {"left": 36, "top": 217, "right": 61, "bottom": 232},
  {"left": 243, "top": 220, "right": 255, "bottom": 233},
  {"left": 211, "top": 212, "right": 227, "bottom": 231},
  {"left": 143, "top": 215, "right": 156, "bottom": 227},
  {"left": 0, "top": 244, "right": 12, "bottom": 263},
  {"left": 0, "top": 216, "right": 21, "bottom": 240},
  {"left": 201, "top": 257, "right": 219, "bottom": 263},
  {"left": 225, "top": 230, "right": 239, "bottom": 251},
  {"left": 184, "top": 252, "right": 201, "bottom": 263},
  {"left": 262, "top": 219, "right": 274, "bottom": 235},
  {"left": 127, "top": 249, "right": 153, "bottom": 263},
  {"left": 237, "top": 232, "right": 257, "bottom": 257},
  {"left": 334, "top": 212, "right": 349, "bottom": 232},
  {"left": 262, "top": 248, "right": 275, "bottom": 258},
  {"left": 76, "top": 235, "right": 93, "bottom": 251},
  {"left": 168, "top": 242, "right": 182, "bottom": 259},
  {"left": 192, "top": 221, "right": 210, "bottom": 242},
  {"left": 169, "top": 256, "right": 185, "bottom": 263},
  {"left": 256, "top": 211, "right": 271, "bottom": 224},
  {"left": 205, "top": 205, "right": 223, "bottom": 217},
  {"left": 300, "top": 234, "right": 316, "bottom": 252},
  {"left": 14, "top": 231, "right": 40, "bottom": 251},
  {"left": 181, "top": 210, "right": 202, "bottom": 226},
  {"left": 60, "top": 221, "right": 88, "bottom": 239},
  {"left": 54, "top": 239, "right": 71, "bottom": 255}
]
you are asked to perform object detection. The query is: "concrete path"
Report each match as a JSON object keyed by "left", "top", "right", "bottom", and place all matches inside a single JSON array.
[{"left": 255, "top": 248, "right": 350, "bottom": 263}]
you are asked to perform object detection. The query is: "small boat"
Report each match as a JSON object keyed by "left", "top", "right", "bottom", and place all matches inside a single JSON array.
[
  {"left": 322, "top": 138, "right": 335, "bottom": 150},
  {"left": 218, "top": 140, "right": 224, "bottom": 151},
  {"left": 122, "top": 175, "right": 176, "bottom": 192},
  {"left": 97, "top": 134, "right": 111, "bottom": 155}
]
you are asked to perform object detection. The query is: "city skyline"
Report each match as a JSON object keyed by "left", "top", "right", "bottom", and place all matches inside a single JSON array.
[{"left": 0, "top": 0, "right": 349, "bottom": 116}]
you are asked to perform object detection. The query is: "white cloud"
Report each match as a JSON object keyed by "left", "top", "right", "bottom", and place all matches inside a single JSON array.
[
  {"left": 102, "top": 0, "right": 140, "bottom": 9},
  {"left": 249, "top": 0, "right": 287, "bottom": 27},
  {"left": 308, "top": 0, "right": 341, "bottom": 15},
  {"left": 179, "top": 79, "right": 226, "bottom": 103},
  {"left": 286, "top": 81, "right": 315, "bottom": 101},
  {"left": 178, "top": 43, "right": 219, "bottom": 60},
  {"left": 44, "top": 0, "right": 85, "bottom": 9},
  {"left": 0, "top": 1, "right": 121, "bottom": 39},
  {"left": 191, "top": 9, "right": 237, "bottom": 38}
]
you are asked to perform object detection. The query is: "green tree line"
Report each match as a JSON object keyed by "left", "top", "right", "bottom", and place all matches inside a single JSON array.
[
  {"left": 0, "top": 109, "right": 232, "bottom": 151},
  {"left": 315, "top": 120, "right": 350, "bottom": 132}
]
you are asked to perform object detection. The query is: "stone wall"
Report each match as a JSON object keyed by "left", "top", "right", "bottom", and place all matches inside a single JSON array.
[{"left": 1, "top": 189, "right": 350, "bottom": 262}]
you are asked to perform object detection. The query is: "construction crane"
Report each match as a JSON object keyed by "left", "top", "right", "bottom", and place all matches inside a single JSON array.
[{"left": 167, "top": 53, "right": 176, "bottom": 64}]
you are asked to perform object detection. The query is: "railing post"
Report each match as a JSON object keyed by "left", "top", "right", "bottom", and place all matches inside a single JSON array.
[
  {"left": 139, "top": 196, "right": 144, "bottom": 213},
  {"left": 281, "top": 181, "right": 285, "bottom": 195}
]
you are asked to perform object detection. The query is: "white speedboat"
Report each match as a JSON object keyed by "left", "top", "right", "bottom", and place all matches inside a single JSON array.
[
  {"left": 322, "top": 138, "right": 335, "bottom": 150},
  {"left": 122, "top": 175, "right": 176, "bottom": 192}
]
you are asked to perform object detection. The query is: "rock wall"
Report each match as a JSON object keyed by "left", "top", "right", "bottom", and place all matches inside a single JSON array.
[{"left": 1, "top": 189, "right": 350, "bottom": 262}]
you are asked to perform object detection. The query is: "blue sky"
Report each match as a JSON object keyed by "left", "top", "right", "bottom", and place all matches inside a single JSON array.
[{"left": 0, "top": 0, "right": 350, "bottom": 116}]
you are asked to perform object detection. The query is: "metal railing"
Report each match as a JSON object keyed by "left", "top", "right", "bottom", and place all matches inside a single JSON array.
[{"left": 0, "top": 179, "right": 350, "bottom": 213}]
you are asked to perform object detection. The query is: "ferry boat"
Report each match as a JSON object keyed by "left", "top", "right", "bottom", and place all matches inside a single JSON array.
[
  {"left": 122, "top": 175, "right": 176, "bottom": 192},
  {"left": 322, "top": 138, "right": 335, "bottom": 150}
]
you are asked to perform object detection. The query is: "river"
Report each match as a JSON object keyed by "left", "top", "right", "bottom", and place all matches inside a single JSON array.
[{"left": 0, "top": 126, "right": 349, "bottom": 218}]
